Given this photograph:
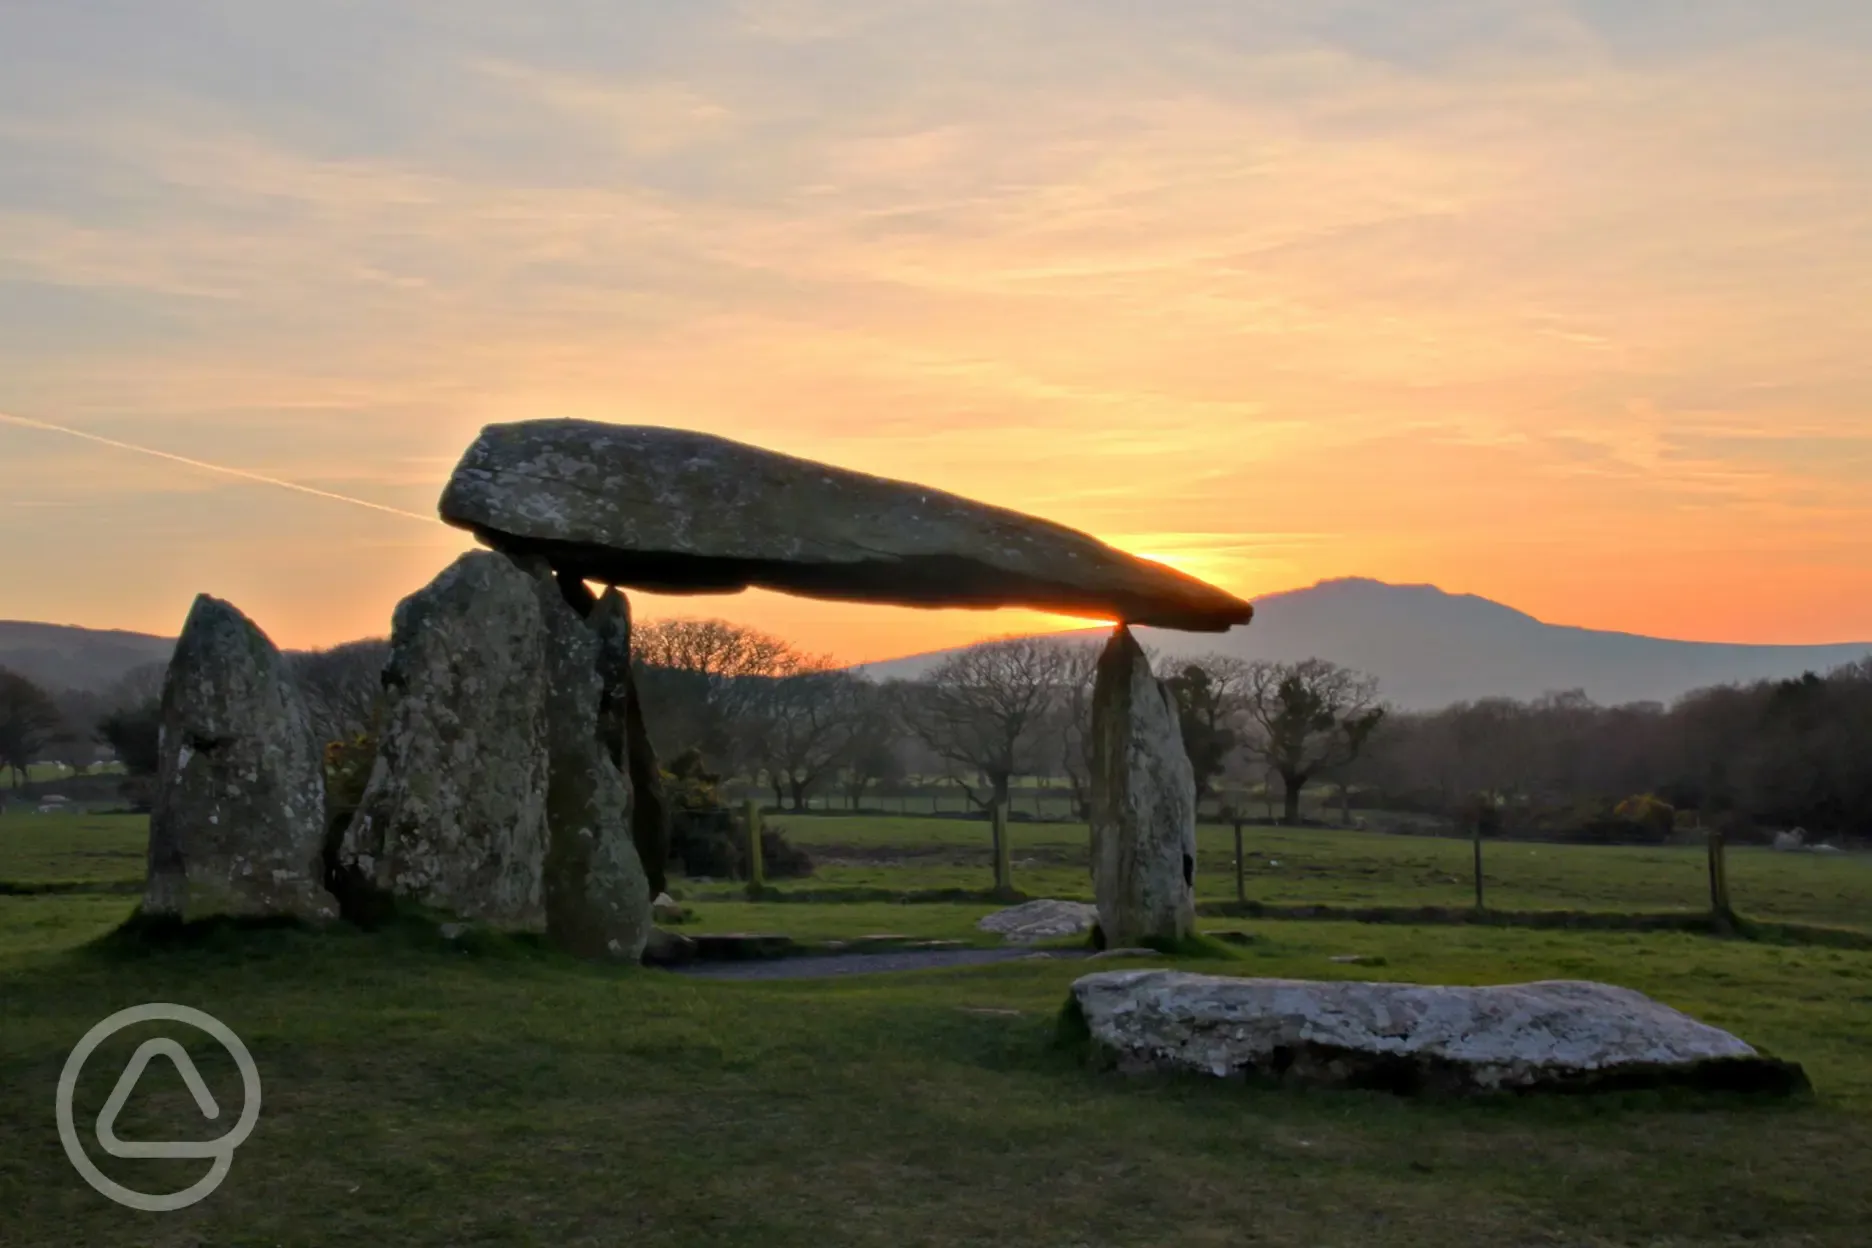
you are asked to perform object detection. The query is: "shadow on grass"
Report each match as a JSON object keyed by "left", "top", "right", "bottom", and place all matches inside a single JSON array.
[{"left": 81, "top": 905, "right": 567, "bottom": 965}]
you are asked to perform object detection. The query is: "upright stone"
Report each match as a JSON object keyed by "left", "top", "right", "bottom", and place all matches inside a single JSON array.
[
  {"left": 590, "top": 587, "right": 670, "bottom": 899},
  {"left": 535, "top": 570, "right": 651, "bottom": 959},
  {"left": 333, "top": 552, "right": 553, "bottom": 929},
  {"left": 146, "top": 594, "right": 335, "bottom": 920},
  {"left": 332, "top": 551, "right": 650, "bottom": 958},
  {"left": 1090, "top": 626, "right": 1197, "bottom": 947}
]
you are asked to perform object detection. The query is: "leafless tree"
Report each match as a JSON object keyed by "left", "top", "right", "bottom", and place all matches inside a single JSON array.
[
  {"left": 632, "top": 618, "right": 812, "bottom": 773},
  {"left": 1238, "top": 658, "right": 1385, "bottom": 824},
  {"left": 900, "top": 636, "right": 1079, "bottom": 809},
  {"left": 745, "top": 663, "right": 868, "bottom": 810},
  {"left": 287, "top": 639, "right": 391, "bottom": 747}
]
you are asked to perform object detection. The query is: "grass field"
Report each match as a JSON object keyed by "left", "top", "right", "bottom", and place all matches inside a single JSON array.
[
  {"left": 4, "top": 812, "right": 1871, "bottom": 1245},
  {"left": 752, "top": 813, "right": 1872, "bottom": 933}
]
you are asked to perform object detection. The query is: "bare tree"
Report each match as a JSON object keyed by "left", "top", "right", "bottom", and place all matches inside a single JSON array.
[
  {"left": 632, "top": 618, "right": 809, "bottom": 770},
  {"left": 101, "top": 661, "right": 167, "bottom": 714},
  {"left": 0, "top": 668, "right": 67, "bottom": 790},
  {"left": 1238, "top": 658, "right": 1385, "bottom": 824},
  {"left": 746, "top": 664, "right": 867, "bottom": 810},
  {"left": 1055, "top": 644, "right": 1100, "bottom": 819},
  {"left": 900, "top": 636, "right": 1077, "bottom": 809},
  {"left": 838, "top": 684, "right": 907, "bottom": 810},
  {"left": 287, "top": 638, "right": 391, "bottom": 747}
]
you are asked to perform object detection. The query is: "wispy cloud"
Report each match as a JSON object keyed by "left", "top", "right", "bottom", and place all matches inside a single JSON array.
[{"left": 1, "top": 1, "right": 1869, "bottom": 649}]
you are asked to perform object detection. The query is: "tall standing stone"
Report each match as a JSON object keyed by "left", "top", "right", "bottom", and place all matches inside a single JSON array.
[
  {"left": 1090, "top": 625, "right": 1197, "bottom": 947},
  {"left": 333, "top": 553, "right": 553, "bottom": 929},
  {"left": 536, "top": 570, "right": 650, "bottom": 959},
  {"left": 146, "top": 594, "right": 336, "bottom": 920},
  {"left": 590, "top": 586, "right": 670, "bottom": 900},
  {"left": 332, "top": 551, "right": 650, "bottom": 958}
]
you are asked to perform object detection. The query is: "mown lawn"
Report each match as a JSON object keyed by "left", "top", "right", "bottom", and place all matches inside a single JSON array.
[
  {"left": 2, "top": 813, "right": 1872, "bottom": 1245},
  {"left": 759, "top": 813, "right": 1872, "bottom": 933}
]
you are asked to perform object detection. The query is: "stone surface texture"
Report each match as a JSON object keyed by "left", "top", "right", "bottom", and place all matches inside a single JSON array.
[
  {"left": 335, "top": 551, "right": 651, "bottom": 956},
  {"left": 534, "top": 559, "right": 651, "bottom": 960},
  {"left": 437, "top": 420, "right": 1253, "bottom": 631},
  {"left": 1069, "top": 970, "right": 1801, "bottom": 1094},
  {"left": 1090, "top": 626, "right": 1197, "bottom": 947},
  {"left": 977, "top": 899, "right": 1100, "bottom": 944},
  {"left": 146, "top": 594, "right": 336, "bottom": 920},
  {"left": 590, "top": 586, "right": 669, "bottom": 898},
  {"left": 335, "top": 552, "right": 554, "bottom": 929}
]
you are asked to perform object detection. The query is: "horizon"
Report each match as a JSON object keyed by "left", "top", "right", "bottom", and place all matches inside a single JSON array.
[
  {"left": 3, "top": 4, "right": 1871, "bottom": 659},
  {"left": 9, "top": 573, "right": 1872, "bottom": 668}
]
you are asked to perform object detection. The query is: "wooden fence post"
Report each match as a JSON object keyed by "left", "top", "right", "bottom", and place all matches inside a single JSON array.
[
  {"left": 1707, "top": 827, "right": 1732, "bottom": 930},
  {"left": 992, "top": 798, "right": 1012, "bottom": 894},
  {"left": 744, "top": 798, "right": 764, "bottom": 898},
  {"left": 1233, "top": 818, "right": 1246, "bottom": 905},
  {"left": 1472, "top": 823, "right": 1485, "bottom": 911}
]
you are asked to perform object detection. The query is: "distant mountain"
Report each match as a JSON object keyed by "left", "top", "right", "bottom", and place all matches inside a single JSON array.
[
  {"left": 0, "top": 620, "right": 174, "bottom": 694},
  {"left": 856, "top": 578, "right": 1872, "bottom": 710}
]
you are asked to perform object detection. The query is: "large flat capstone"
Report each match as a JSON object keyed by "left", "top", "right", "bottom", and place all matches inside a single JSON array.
[
  {"left": 1067, "top": 971, "right": 1809, "bottom": 1095},
  {"left": 437, "top": 420, "right": 1254, "bottom": 631},
  {"left": 146, "top": 595, "right": 336, "bottom": 921}
]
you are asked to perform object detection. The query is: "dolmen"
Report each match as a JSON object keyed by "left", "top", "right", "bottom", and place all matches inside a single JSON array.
[
  {"left": 141, "top": 420, "right": 1252, "bottom": 957},
  {"left": 1065, "top": 970, "right": 1810, "bottom": 1096}
]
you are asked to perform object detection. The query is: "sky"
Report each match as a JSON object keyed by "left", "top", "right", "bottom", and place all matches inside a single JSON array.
[{"left": 1, "top": 0, "right": 1869, "bottom": 662}]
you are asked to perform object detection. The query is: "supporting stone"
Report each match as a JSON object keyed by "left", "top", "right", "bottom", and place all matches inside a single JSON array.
[
  {"left": 332, "top": 551, "right": 650, "bottom": 958},
  {"left": 333, "top": 552, "right": 554, "bottom": 929},
  {"left": 145, "top": 594, "right": 337, "bottom": 921},
  {"left": 1090, "top": 625, "right": 1197, "bottom": 947},
  {"left": 590, "top": 587, "right": 670, "bottom": 900},
  {"left": 535, "top": 565, "right": 651, "bottom": 960}
]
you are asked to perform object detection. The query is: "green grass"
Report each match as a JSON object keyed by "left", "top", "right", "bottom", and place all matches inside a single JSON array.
[
  {"left": 0, "top": 762, "right": 123, "bottom": 789},
  {"left": 762, "top": 814, "right": 1872, "bottom": 933},
  {"left": 6, "top": 813, "right": 1872, "bottom": 1244}
]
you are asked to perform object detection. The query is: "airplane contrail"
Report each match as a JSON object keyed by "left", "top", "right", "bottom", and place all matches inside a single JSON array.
[{"left": 0, "top": 410, "right": 443, "bottom": 525}]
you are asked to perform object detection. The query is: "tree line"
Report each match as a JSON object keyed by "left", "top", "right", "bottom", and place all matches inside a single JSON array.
[{"left": 3, "top": 620, "right": 1868, "bottom": 843}]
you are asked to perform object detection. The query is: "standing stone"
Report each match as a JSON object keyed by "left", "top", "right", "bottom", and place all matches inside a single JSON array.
[
  {"left": 332, "top": 551, "right": 650, "bottom": 959},
  {"left": 333, "top": 552, "right": 553, "bottom": 929},
  {"left": 146, "top": 594, "right": 335, "bottom": 920},
  {"left": 590, "top": 587, "right": 670, "bottom": 900},
  {"left": 535, "top": 568, "right": 650, "bottom": 960},
  {"left": 1090, "top": 626, "right": 1197, "bottom": 947}
]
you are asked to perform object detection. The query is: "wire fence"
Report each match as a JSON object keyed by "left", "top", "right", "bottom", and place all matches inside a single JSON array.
[{"left": 744, "top": 808, "right": 1872, "bottom": 938}]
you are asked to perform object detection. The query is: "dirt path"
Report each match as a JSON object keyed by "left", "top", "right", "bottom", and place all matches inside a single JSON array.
[{"left": 668, "top": 946, "right": 1094, "bottom": 981}]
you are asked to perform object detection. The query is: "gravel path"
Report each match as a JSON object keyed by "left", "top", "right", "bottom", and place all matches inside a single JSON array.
[{"left": 669, "top": 946, "right": 1093, "bottom": 981}]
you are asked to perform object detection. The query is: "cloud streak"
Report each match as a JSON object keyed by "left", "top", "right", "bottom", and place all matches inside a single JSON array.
[{"left": 0, "top": 1, "right": 1869, "bottom": 650}]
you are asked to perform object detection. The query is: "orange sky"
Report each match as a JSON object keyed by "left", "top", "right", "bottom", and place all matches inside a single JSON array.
[{"left": 2, "top": 2, "right": 1869, "bottom": 660}]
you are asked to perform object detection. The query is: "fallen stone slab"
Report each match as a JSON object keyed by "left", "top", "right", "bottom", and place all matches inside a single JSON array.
[
  {"left": 438, "top": 420, "right": 1254, "bottom": 631},
  {"left": 1064, "top": 971, "right": 1809, "bottom": 1096},
  {"left": 977, "top": 899, "right": 1100, "bottom": 944}
]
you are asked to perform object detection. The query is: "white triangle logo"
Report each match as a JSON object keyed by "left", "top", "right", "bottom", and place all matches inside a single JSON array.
[{"left": 95, "top": 1039, "right": 226, "bottom": 1160}]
